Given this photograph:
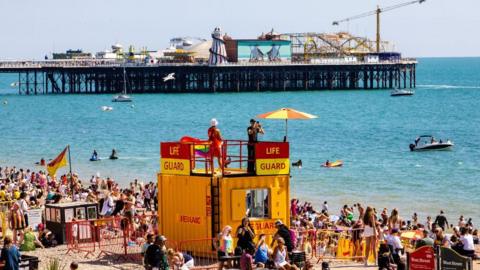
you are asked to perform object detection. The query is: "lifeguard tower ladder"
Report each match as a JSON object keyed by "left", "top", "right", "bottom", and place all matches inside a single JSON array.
[{"left": 157, "top": 139, "right": 291, "bottom": 245}]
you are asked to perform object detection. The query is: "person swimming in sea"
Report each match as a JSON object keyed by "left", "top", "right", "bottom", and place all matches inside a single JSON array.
[{"left": 109, "top": 149, "right": 118, "bottom": 160}]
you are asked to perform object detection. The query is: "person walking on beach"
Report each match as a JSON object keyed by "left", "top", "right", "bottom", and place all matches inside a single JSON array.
[
  {"left": 208, "top": 118, "right": 223, "bottom": 170},
  {"left": 434, "top": 210, "right": 449, "bottom": 231},
  {"left": 363, "top": 206, "right": 378, "bottom": 266},
  {"left": 247, "top": 119, "right": 264, "bottom": 173}
]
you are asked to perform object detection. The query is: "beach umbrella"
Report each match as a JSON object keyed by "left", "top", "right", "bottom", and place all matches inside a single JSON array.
[{"left": 256, "top": 108, "right": 317, "bottom": 141}]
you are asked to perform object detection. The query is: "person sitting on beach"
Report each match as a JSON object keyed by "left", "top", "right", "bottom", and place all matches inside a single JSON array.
[
  {"left": 433, "top": 228, "right": 450, "bottom": 248},
  {"left": 38, "top": 224, "right": 57, "bottom": 248},
  {"left": 272, "top": 238, "right": 295, "bottom": 270},
  {"left": 109, "top": 149, "right": 118, "bottom": 160},
  {"left": 20, "top": 227, "right": 44, "bottom": 251},
  {"left": 240, "top": 246, "right": 255, "bottom": 270},
  {"left": 215, "top": 225, "right": 234, "bottom": 270},
  {"left": 167, "top": 248, "right": 195, "bottom": 270},
  {"left": 144, "top": 235, "right": 169, "bottom": 270},
  {"left": 415, "top": 229, "right": 434, "bottom": 249},
  {"left": 386, "top": 228, "right": 405, "bottom": 270},
  {"left": 458, "top": 227, "right": 475, "bottom": 258}
]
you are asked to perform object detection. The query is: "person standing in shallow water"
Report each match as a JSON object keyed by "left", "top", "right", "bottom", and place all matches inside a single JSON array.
[{"left": 208, "top": 118, "right": 223, "bottom": 169}]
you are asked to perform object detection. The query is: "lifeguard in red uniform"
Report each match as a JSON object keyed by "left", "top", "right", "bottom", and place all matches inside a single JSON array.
[{"left": 208, "top": 118, "right": 223, "bottom": 169}]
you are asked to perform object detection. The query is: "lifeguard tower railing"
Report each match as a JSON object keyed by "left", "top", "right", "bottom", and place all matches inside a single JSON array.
[{"left": 160, "top": 140, "right": 290, "bottom": 176}]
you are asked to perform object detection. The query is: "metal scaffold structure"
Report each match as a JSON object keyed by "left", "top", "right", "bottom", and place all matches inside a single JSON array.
[{"left": 281, "top": 32, "right": 393, "bottom": 61}]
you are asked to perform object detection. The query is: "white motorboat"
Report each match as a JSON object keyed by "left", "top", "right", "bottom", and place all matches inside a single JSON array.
[
  {"left": 391, "top": 88, "right": 414, "bottom": 96},
  {"left": 112, "top": 67, "right": 132, "bottom": 102},
  {"left": 409, "top": 135, "right": 453, "bottom": 151}
]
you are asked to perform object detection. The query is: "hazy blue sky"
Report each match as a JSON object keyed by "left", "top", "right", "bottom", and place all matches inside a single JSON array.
[{"left": 0, "top": 0, "right": 478, "bottom": 59}]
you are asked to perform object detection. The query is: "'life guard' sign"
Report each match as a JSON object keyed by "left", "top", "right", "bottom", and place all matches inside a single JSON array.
[
  {"left": 161, "top": 142, "right": 191, "bottom": 159},
  {"left": 255, "top": 142, "right": 289, "bottom": 175},
  {"left": 160, "top": 143, "right": 191, "bottom": 175},
  {"left": 255, "top": 142, "right": 289, "bottom": 159},
  {"left": 161, "top": 158, "right": 190, "bottom": 176}
]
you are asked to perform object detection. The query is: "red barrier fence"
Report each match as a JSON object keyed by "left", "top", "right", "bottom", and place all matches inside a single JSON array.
[
  {"left": 65, "top": 213, "right": 160, "bottom": 261},
  {"left": 65, "top": 217, "right": 433, "bottom": 268},
  {"left": 66, "top": 221, "right": 96, "bottom": 258}
]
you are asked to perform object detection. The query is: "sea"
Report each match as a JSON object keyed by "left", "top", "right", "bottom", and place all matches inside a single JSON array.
[{"left": 1, "top": 57, "right": 479, "bottom": 224}]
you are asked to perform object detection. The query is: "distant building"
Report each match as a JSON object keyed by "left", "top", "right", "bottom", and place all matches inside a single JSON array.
[
  {"left": 225, "top": 39, "right": 291, "bottom": 63},
  {"left": 52, "top": 49, "right": 93, "bottom": 60},
  {"left": 96, "top": 44, "right": 124, "bottom": 60}
]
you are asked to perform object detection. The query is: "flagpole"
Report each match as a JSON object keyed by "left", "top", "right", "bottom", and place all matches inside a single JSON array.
[{"left": 67, "top": 145, "right": 74, "bottom": 198}]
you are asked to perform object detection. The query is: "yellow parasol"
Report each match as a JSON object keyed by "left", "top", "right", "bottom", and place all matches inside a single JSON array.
[{"left": 256, "top": 108, "right": 318, "bottom": 141}]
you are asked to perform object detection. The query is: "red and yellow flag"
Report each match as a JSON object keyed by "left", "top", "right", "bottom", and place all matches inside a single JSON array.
[{"left": 47, "top": 146, "right": 68, "bottom": 176}]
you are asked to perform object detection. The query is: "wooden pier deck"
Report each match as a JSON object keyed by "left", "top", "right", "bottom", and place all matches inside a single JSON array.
[{"left": 0, "top": 59, "right": 416, "bottom": 94}]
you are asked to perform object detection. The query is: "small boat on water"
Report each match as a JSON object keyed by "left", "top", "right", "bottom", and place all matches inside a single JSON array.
[
  {"left": 101, "top": 106, "right": 113, "bottom": 111},
  {"left": 321, "top": 160, "right": 343, "bottom": 168},
  {"left": 112, "top": 67, "right": 132, "bottom": 102},
  {"left": 409, "top": 135, "right": 453, "bottom": 151},
  {"left": 391, "top": 88, "right": 414, "bottom": 96},
  {"left": 10, "top": 82, "right": 18, "bottom": 88}
]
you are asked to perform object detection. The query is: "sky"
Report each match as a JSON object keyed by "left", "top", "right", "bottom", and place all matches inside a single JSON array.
[{"left": 0, "top": 0, "right": 478, "bottom": 59}]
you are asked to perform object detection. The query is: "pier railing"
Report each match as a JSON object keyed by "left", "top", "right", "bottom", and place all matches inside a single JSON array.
[{"left": 0, "top": 58, "right": 417, "bottom": 70}]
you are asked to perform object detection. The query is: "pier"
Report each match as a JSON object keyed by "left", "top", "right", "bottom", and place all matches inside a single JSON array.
[{"left": 0, "top": 59, "right": 416, "bottom": 95}]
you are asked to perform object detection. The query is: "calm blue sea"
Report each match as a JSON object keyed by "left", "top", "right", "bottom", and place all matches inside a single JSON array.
[{"left": 1, "top": 58, "right": 479, "bottom": 223}]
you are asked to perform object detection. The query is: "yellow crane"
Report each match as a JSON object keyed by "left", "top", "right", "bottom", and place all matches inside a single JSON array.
[{"left": 333, "top": 0, "right": 426, "bottom": 53}]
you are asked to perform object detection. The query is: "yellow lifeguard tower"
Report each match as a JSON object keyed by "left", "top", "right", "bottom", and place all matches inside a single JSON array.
[{"left": 157, "top": 139, "right": 291, "bottom": 245}]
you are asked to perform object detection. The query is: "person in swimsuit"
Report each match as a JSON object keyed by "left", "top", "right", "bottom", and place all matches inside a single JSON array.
[
  {"left": 208, "top": 119, "right": 223, "bottom": 170},
  {"left": 363, "top": 206, "right": 378, "bottom": 266}
]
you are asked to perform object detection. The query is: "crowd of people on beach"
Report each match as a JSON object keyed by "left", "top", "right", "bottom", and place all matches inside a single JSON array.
[
  {"left": 0, "top": 165, "right": 478, "bottom": 270},
  {"left": 0, "top": 165, "right": 159, "bottom": 269},
  {"left": 211, "top": 199, "right": 478, "bottom": 270}
]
